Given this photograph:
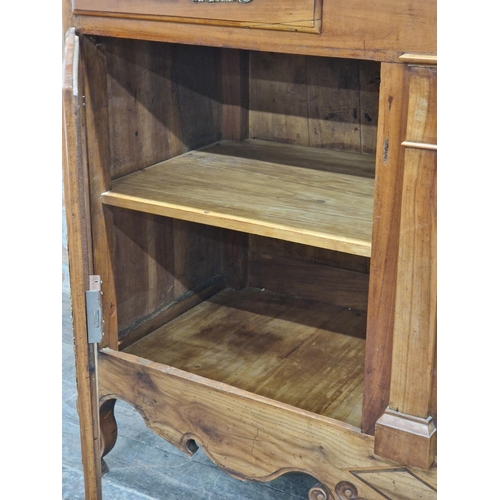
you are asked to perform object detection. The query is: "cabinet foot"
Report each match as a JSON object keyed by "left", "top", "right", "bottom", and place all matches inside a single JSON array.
[
  {"left": 375, "top": 408, "right": 436, "bottom": 469},
  {"left": 99, "top": 398, "right": 118, "bottom": 459},
  {"left": 100, "top": 458, "right": 109, "bottom": 476}
]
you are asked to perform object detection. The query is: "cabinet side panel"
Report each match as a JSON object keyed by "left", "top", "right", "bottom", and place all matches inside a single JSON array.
[
  {"left": 112, "top": 209, "right": 243, "bottom": 338},
  {"left": 112, "top": 209, "right": 176, "bottom": 332},
  {"left": 104, "top": 39, "right": 223, "bottom": 179}
]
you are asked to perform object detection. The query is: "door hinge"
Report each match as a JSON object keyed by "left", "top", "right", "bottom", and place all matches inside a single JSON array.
[{"left": 86, "top": 275, "right": 103, "bottom": 344}]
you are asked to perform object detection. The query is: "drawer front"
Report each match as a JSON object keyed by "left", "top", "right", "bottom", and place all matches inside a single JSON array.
[{"left": 73, "top": 0, "right": 322, "bottom": 33}]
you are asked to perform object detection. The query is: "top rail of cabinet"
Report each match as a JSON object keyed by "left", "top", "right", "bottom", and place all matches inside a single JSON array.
[{"left": 72, "top": 0, "right": 436, "bottom": 63}]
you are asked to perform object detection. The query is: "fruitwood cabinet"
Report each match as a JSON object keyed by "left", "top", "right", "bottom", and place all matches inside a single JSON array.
[{"left": 63, "top": 1, "right": 437, "bottom": 498}]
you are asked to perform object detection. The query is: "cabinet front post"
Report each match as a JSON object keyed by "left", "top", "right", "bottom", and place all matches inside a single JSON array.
[{"left": 374, "top": 61, "right": 437, "bottom": 469}]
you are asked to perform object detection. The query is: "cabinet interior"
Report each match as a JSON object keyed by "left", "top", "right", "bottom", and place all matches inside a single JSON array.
[{"left": 89, "top": 37, "right": 381, "bottom": 429}]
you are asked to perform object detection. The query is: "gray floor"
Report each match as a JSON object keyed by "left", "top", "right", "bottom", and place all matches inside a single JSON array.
[{"left": 62, "top": 209, "right": 317, "bottom": 499}]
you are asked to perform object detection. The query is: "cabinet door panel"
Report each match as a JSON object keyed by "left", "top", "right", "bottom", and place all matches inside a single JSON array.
[
  {"left": 63, "top": 28, "right": 103, "bottom": 499},
  {"left": 73, "top": 0, "right": 322, "bottom": 33}
]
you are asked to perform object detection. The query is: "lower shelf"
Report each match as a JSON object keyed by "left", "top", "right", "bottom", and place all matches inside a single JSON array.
[{"left": 123, "top": 287, "right": 366, "bottom": 428}]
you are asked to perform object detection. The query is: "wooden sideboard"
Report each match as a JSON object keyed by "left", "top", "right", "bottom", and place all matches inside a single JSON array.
[{"left": 63, "top": 1, "right": 437, "bottom": 498}]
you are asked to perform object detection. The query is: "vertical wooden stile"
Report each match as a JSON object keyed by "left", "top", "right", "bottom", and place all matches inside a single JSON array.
[
  {"left": 362, "top": 62, "right": 410, "bottom": 435},
  {"left": 374, "top": 62, "right": 437, "bottom": 469},
  {"left": 62, "top": 28, "right": 102, "bottom": 499},
  {"left": 80, "top": 35, "right": 118, "bottom": 349}
]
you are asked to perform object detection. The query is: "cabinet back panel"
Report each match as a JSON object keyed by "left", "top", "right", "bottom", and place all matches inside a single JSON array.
[
  {"left": 249, "top": 53, "right": 380, "bottom": 154},
  {"left": 248, "top": 236, "right": 369, "bottom": 313}
]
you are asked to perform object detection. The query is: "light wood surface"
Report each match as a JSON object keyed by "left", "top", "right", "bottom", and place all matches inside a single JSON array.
[
  {"left": 389, "top": 67, "right": 437, "bottom": 419},
  {"left": 248, "top": 251, "right": 369, "bottom": 311},
  {"left": 73, "top": 0, "right": 321, "bottom": 33},
  {"left": 98, "top": 347, "right": 437, "bottom": 499},
  {"left": 399, "top": 54, "right": 437, "bottom": 66},
  {"left": 102, "top": 139, "right": 375, "bottom": 257},
  {"left": 63, "top": 28, "right": 103, "bottom": 499},
  {"left": 389, "top": 149, "right": 436, "bottom": 416},
  {"left": 375, "top": 64, "right": 437, "bottom": 470},
  {"left": 105, "top": 40, "right": 223, "bottom": 180},
  {"left": 375, "top": 410, "right": 436, "bottom": 471},
  {"left": 80, "top": 35, "right": 118, "bottom": 349},
  {"left": 221, "top": 49, "right": 249, "bottom": 142},
  {"left": 63, "top": 0, "right": 438, "bottom": 494},
  {"left": 249, "top": 54, "right": 380, "bottom": 155},
  {"left": 361, "top": 62, "right": 409, "bottom": 435},
  {"left": 124, "top": 287, "right": 366, "bottom": 427},
  {"left": 111, "top": 211, "right": 234, "bottom": 334},
  {"left": 73, "top": 0, "right": 436, "bottom": 63}
]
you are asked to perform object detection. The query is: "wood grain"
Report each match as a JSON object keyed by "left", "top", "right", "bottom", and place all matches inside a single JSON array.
[
  {"left": 359, "top": 61, "right": 381, "bottom": 154},
  {"left": 249, "top": 54, "right": 380, "bottom": 154},
  {"left": 221, "top": 49, "right": 249, "bottom": 142},
  {"left": 249, "top": 236, "right": 369, "bottom": 274},
  {"left": 306, "top": 57, "right": 361, "bottom": 152},
  {"left": 62, "top": 0, "right": 73, "bottom": 49},
  {"left": 80, "top": 35, "right": 118, "bottom": 349},
  {"left": 375, "top": 410, "right": 437, "bottom": 470},
  {"left": 118, "top": 273, "right": 228, "bottom": 350},
  {"left": 389, "top": 66, "right": 437, "bottom": 419},
  {"left": 374, "top": 64, "right": 437, "bottom": 469},
  {"left": 112, "top": 209, "right": 176, "bottom": 331},
  {"left": 361, "top": 62, "right": 410, "bottom": 435},
  {"left": 405, "top": 67, "right": 437, "bottom": 146},
  {"left": 249, "top": 52, "right": 309, "bottom": 146},
  {"left": 111, "top": 209, "right": 231, "bottom": 334},
  {"left": 73, "top": 0, "right": 321, "bottom": 33},
  {"left": 62, "top": 29, "right": 102, "bottom": 499},
  {"left": 351, "top": 467, "right": 436, "bottom": 499},
  {"left": 248, "top": 251, "right": 369, "bottom": 311},
  {"left": 73, "top": 0, "right": 436, "bottom": 62},
  {"left": 399, "top": 54, "right": 437, "bottom": 66},
  {"left": 124, "top": 288, "right": 366, "bottom": 426},
  {"left": 389, "top": 147, "right": 436, "bottom": 417},
  {"left": 105, "top": 39, "right": 222, "bottom": 179},
  {"left": 102, "top": 139, "right": 375, "bottom": 257},
  {"left": 98, "top": 347, "right": 436, "bottom": 498}
]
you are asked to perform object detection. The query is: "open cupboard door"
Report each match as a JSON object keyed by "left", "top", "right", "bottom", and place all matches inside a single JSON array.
[{"left": 62, "top": 28, "right": 103, "bottom": 500}]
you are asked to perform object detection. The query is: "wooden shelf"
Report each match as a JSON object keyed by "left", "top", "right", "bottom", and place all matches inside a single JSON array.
[
  {"left": 102, "top": 140, "right": 375, "bottom": 257},
  {"left": 124, "top": 288, "right": 366, "bottom": 428}
]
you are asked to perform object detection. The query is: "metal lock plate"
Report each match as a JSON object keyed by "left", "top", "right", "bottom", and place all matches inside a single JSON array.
[{"left": 85, "top": 275, "right": 103, "bottom": 344}]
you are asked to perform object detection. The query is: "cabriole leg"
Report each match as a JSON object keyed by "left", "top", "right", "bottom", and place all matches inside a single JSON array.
[{"left": 99, "top": 398, "right": 118, "bottom": 462}]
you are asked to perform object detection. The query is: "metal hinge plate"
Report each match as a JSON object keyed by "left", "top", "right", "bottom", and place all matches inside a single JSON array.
[{"left": 86, "top": 275, "right": 103, "bottom": 344}]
